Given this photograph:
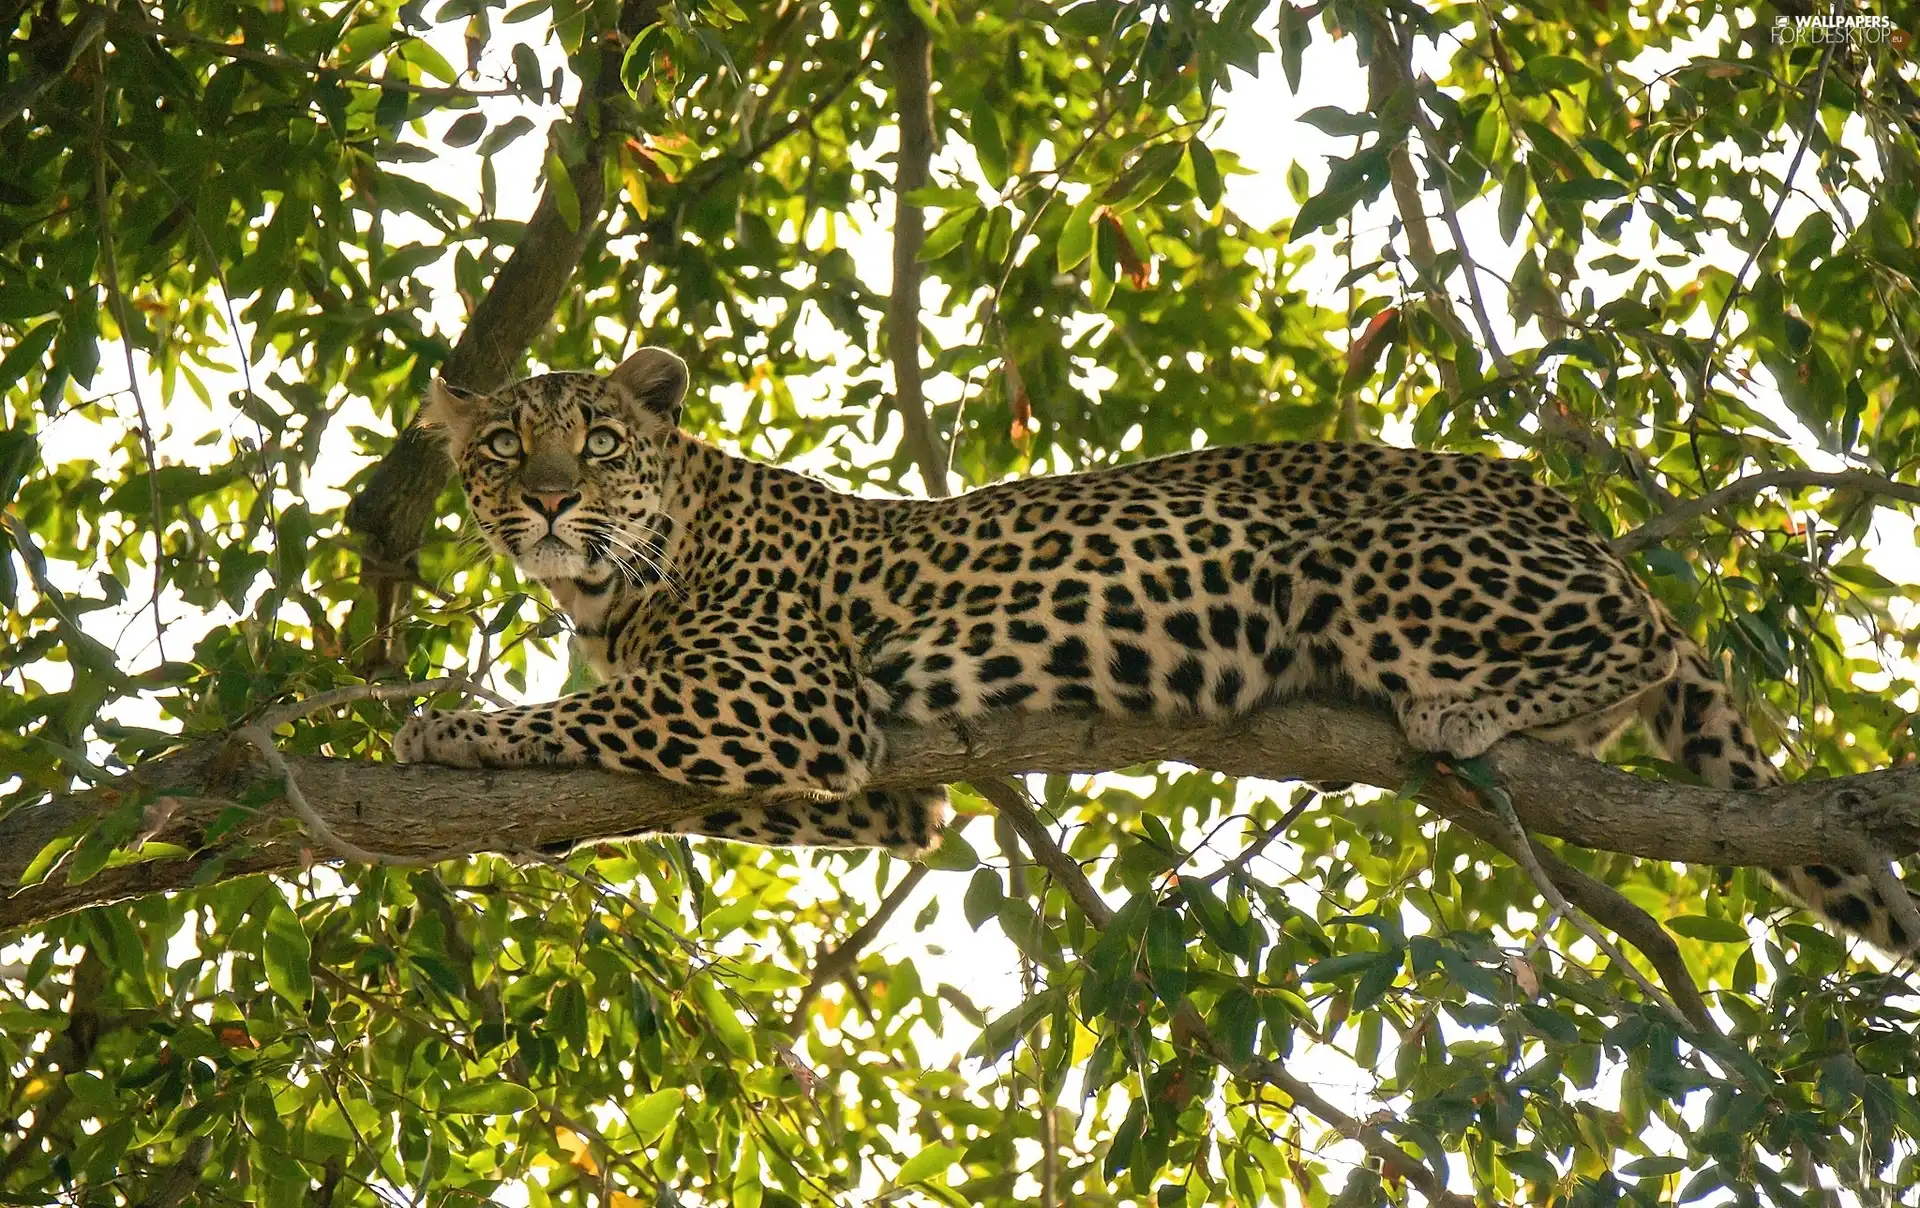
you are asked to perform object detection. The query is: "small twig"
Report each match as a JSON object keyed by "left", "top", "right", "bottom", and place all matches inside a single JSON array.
[
  {"left": 676, "top": 52, "right": 870, "bottom": 197},
  {"left": 781, "top": 862, "right": 932, "bottom": 1035},
  {"left": 1365, "top": 15, "right": 1463, "bottom": 399},
  {"left": 1401, "top": 62, "right": 1514, "bottom": 378},
  {"left": 1524, "top": 904, "right": 1567, "bottom": 961},
  {"left": 1697, "top": 43, "right": 1834, "bottom": 406},
  {"left": 976, "top": 778, "right": 1110, "bottom": 924},
  {"left": 1200, "top": 792, "right": 1319, "bottom": 887},
  {"left": 1611, "top": 467, "right": 1920, "bottom": 553},
  {"left": 1242, "top": 1057, "right": 1473, "bottom": 1208},
  {"left": 254, "top": 675, "right": 513, "bottom": 734},
  {"left": 90, "top": 44, "right": 167, "bottom": 667},
  {"left": 1463, "top": 766, "right": 1695, "bottom": 1030}
]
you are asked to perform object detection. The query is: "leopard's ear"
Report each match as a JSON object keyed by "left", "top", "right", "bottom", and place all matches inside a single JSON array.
[
  {"left": 608, "top": 347, "right": 689, "bottom": 426},
  {"left": 419, "top": 378, "right": 486, "bottom": 444}
]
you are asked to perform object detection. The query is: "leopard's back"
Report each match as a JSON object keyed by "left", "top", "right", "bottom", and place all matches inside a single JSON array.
[{"left": 837, "top": 441, "right": 1665, "bottom": 760}]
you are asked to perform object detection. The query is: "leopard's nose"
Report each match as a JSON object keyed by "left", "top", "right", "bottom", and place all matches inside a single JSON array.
[{"left": 523, "top": 491, "right": 580, "bottom": 521}]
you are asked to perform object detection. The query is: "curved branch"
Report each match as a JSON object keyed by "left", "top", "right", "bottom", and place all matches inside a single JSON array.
[
  {"left": 1441, "top": 806, "right": 1713, "bottom": 1032},
  {"left": 879, "top": 0, "right": 946, "bottom": 497},
  {"left": 5, "top": 698, "right": 1920, "bottom": 934},
  {"left": 1610, "top": 468, "right": 1920, "bottom": 553}
]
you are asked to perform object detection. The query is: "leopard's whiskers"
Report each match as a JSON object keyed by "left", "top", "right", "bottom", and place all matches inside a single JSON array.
[{"left": 595, "top": 527, "right": 689, "bottom": 601}]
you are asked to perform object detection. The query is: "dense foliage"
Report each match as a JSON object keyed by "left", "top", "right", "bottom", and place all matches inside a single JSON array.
[{"left": 3, "top": 0, "right": 1920, "bottom": 1202}]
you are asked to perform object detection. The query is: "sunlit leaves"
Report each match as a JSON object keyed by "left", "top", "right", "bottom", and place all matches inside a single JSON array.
[{"left": 4, "top": 0, "right": 1920, "bottom": 1203}]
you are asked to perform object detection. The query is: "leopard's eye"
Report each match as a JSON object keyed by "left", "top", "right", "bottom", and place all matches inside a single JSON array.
[
  {"left": 585, "top": 427, "right": 622, "bottom": 457},
  {"left": 483, "top": 428, "right": 522, "bottom": 459}
]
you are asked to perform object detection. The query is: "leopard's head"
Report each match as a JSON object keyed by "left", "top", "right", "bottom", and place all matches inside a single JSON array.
[{"left": 421, "top": 347, "right": 690, "bottom": 584}]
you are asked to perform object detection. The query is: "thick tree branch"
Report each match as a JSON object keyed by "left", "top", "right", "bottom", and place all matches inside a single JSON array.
[
  {"left": 1611, "top": 468, "right": 1920, "bottom": 553},
  {"left": 8, "top": 698, "right": 1919, "bottom": 934}
]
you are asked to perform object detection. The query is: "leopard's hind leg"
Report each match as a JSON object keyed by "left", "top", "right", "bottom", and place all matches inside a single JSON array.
[
  {"left": 1267, "top": 506, "right": 1680, "bottom": 760},
  {"left": 1638, "top": 643, "right": 1920, "bottom": 956}
]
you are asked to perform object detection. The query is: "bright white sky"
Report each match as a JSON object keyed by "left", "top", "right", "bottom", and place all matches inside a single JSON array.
[{"left": 12, "top": 7, "right": 1920, "bottom": 1202}]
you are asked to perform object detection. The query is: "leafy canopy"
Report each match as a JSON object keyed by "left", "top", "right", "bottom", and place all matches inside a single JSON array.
[{"left": 3, "top": 0, "right": 1920, "bottom": 1204}]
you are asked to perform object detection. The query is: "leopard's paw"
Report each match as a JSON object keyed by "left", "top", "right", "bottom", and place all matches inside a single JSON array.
[
  {"left": 1399, "top": 699, "right": 1508, "bottom": 760},
  {"left": 392, "top": 708, "right": 501, "bottom": 768}
]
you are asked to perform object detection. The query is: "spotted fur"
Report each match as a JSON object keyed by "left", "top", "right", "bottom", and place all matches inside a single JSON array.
[{"left": 394, "top": 348, "right": 1913, "bottom": 953}]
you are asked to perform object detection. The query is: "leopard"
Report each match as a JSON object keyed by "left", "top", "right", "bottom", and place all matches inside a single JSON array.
[{"left": 394, "top": 345, "right": 1915, "bottom": 956}]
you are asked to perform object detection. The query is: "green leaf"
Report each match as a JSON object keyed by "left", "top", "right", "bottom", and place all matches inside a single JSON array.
[
  {"left": 1212, "top": 986, "right": 1259, "bottom": 1064},
  {"left": 1540, "top": 177, "right": 1628, "bottom": 205},
  {"left": 1177, "top": 876, "right": 1241, "bottom": 955},
  {"left": 1621, "top": 1155, "right": 1688, "bottom": 1177},
  {"left": 262, "top": 898, "right": 312, "bottom": 1007},
  {"left": 1302, "top": 952, "right": 1378, "bottom": 983},
  {"left": 895, "top": 1141, "right": 962, "bottom": 1186},
  {"left": 441, "top": 1081, "right": 538, "bottom": 1115},
  {"left": 1289, "top": 147, "right": 1389, "bottom": 240},
  {"left": 478, "top": 114, "right": 536, "bottom": 157},
  {"left": 1297, "top": 106, "right": 1375, "bottom": 136},
  {"left": 1189, "top": 141, "right": 1221, "bottom": 208},
  {"left": 971, "top": 99, "right": 1008, "bottom": 189},
  {"left": 1666, "top": 915, "right": 1750, "bottom": 944},
  {"left": 1498, "top": 161, "right": 1528, "bottom": 244},
  {"left": 693, "top": 978, "right": 753, "bottom": 1057},
  {"left": 919, "top": 207, "right": 977, "bottom": 262},
  {"left": 1056, "top": 196, "right": 1100, "bottom": 272},
  {"left": 630, "top": 1087, "right": 684, "bottom": 1143},
  {"left": 963, "top": 867, "right": 1003, "bottom": 930},
  {"left": 444, "top": 112, "right": 487, "bottom": 147},
  {"left": 0, "top": 319, "right": 58, "bottom": 394},
  {"left": 1285, "top": 161, "right": 1309, "bottom": 204},
  {"left": 1089, "top": 220, "right": 1116, "bottom": 309},
  {"left": 1145, "top": 905, "right": 1186, "bottom": 1004},
  {"left": 18, "top": 820, "right": 88, "bottom": 888},
  {"left": 918, "top": 825, "right": 979, "bottom": 870},
  {"left": 511, "top": 43, "right": 543, "bottom": 95},
  {"left": 1106, "top": 142, "right": 1187, "bottom": 213},
  {"left": 545, "top": 152, "right": 580, "bottom": 231},
  {"left": 1526, "top": 54, "right": 1595, "bottom": 89}
]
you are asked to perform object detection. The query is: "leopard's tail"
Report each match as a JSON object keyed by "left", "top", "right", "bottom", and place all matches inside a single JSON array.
[{"left": 1639, "top": 638, "right": 1917, "bottom": 955}]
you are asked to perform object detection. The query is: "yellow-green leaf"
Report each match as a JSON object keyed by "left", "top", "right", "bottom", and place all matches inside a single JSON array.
[
  {"left": 895, "top": 1141, "right": 962, "bottom": 1186},
  {"left": 262, "top": 898, "right": 312, "bottom": 1007},
  {"left": 630, "top": 1087, "right": 683, "bottom": 1143}
]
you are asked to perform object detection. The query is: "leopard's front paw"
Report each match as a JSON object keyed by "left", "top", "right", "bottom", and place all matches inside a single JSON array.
[{"left": 392, "top": 708, "right": 503, "bottom": 768}]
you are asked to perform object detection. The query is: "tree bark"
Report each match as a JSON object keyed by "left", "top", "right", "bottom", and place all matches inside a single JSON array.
[
  {"left": 4, "top": 698, "right": 1917, "bottom": 933},
  {"left": 879, "top": 0, "right": 946, "bottom": 496}
]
